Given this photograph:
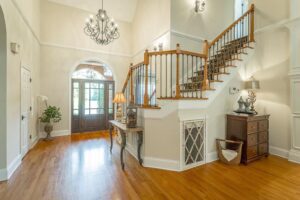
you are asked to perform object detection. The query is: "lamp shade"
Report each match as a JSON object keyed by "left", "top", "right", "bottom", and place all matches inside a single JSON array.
[
  {"left": 113, "top": 92, "right": 126, "bottom": 103},
  {"left": 245, "top": 76, "right": 260, "bottom": 90}
]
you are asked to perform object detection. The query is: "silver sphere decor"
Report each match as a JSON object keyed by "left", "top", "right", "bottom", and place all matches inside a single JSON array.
[{"left": 84, "top": 0, "right": 120, "bottom": 45}]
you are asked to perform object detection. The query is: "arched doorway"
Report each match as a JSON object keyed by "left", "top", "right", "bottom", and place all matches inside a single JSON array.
[
  {"left": 71, "top": 64, "right": 115, "bottom": 133},
  {"left": 0, "top": 5, "right": 7, "bottom": 171}
]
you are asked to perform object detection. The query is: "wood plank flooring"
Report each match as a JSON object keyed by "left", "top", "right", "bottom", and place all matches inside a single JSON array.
[{"left": 0, "top": 132, "right": 300, "bottom": 200}]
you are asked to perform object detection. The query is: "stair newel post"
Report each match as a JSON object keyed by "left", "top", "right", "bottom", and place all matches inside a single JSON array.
[
  {"left": 176, "top": 44, "right": 181, "bottom": 99},
  {"left": 130, "top": 63, "right": 134, "bottom": 104},
  {"left": 202, "top": 40, "right": 209, "bottom": 90},
  {"left": 144, "top": 50, "right": 149, "bottom": 107},
  {"left": 250, "top": 4, "right": 255, "bottom": 42}
]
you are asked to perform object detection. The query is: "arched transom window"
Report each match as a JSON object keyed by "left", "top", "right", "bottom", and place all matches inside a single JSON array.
[{"left": 72, "top": 68, "right": 106, "bottom": 80}]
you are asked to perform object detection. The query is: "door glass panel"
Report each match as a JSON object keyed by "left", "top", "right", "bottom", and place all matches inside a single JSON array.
[
  {"left": 85, "top": 89, "right": 90, "bottom": 111},
  {"left": 91, "top": 83, "right": 99, "bottom": 88},
  {"left": 85, "top": 82, "right": 90, "bottom": 89},
  {"left": 91, "top": 109, "right": 99, "bottom": 115},
  {"left": 91, "top": 89, "right": 100, "bottom": 109},
  {"left": 73, "top": 110, "right": 79, "bottom": 115},
  {"left": 73, "top": 82, "right": 80, "bottom": 116},
  {"left": 85, "top": 109, "right": 90, "bottom": 115},
  {"left": 108, "top": 84, "right": 113, "bottom": 114}
]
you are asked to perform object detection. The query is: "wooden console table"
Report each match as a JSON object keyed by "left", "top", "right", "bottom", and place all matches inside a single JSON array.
[{"left": 109, "top": 120, "right": 143, "bottom": 170}]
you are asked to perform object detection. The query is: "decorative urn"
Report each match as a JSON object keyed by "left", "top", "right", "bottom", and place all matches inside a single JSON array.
[{"left": 126, "top": 104, "right": 137, "bottom": 128}]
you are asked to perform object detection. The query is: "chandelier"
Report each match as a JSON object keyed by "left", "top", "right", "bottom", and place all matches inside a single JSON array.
[{"left": 84, "top": 0, "right": 120, "bottom": 45}]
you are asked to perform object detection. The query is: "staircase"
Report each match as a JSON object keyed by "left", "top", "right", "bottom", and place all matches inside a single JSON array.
[{"left": 122, "top": 4, "right": 255, "bottom": 110}]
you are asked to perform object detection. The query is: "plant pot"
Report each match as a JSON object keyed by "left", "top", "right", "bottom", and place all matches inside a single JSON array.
[{"left": 44, "top": 123, "right": 53, "bottom": 141}]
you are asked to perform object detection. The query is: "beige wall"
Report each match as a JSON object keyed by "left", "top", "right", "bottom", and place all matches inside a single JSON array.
[
  {"left": 40, "top": 46, "right": 131, "bottom": 132},
  {"left": 171, "top": 0, "right": 234, "bottom": 41},
  {"left": 41, "top": 1, "right": 132, "bottom": 56},
  {"left": 40, "top": 1, "right": 132, "bottom": 133},
  {"left": 0, "top": 4, "right": 7, "bottom": 169},
  {"left": 132, "top": 0, "right": 171, "bottom": 62},
  {"left": 0, "top": 0, "right": 41, "bottom": 172}
]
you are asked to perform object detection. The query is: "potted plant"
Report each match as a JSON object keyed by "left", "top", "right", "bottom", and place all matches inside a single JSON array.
[{"left": 39, "top": 106, "right": 62, "bottom": 141}]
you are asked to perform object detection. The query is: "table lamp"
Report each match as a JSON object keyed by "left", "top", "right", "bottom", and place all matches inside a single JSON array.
[
  {"left": 113, "top": 92, "right": 126, "bottom": 122},
  {"left": 245, "top": 76, "right": 260, "bottom": 114}
]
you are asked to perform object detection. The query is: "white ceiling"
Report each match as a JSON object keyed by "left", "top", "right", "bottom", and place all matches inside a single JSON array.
[{"left": 48, "top": 0, "right": 138, "bottom": 22}]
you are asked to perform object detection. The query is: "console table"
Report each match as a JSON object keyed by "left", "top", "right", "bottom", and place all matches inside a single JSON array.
[{"left": 109, "top": 120, "right": 143, "bottom": 170}]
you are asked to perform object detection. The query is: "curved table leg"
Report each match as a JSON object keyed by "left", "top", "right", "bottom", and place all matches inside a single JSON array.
[
  {"left": 120, "top": 130, "right": 126, "bottom": 170},
  {"left": 137, "top": 132, "right": 143, "bottom": 165}
]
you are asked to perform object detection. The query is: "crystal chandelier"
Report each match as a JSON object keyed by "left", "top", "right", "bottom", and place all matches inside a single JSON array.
[{"left": 84, "top": 0, "right": 120, "bottom": 45}]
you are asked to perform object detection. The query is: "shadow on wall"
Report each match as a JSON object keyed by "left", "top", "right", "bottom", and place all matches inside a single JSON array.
[{"left": 0, "top": 5, "right": 7, "bottom": 170}]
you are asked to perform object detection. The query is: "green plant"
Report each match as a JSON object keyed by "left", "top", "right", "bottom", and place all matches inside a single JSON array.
[{"left": 39, "top": 106, "right": 62, "bottom": 124}]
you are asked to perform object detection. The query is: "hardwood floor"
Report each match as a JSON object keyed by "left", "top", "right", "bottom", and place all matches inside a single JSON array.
[{"left": 1, "top": 132, "right": 300, "bottom": 200}]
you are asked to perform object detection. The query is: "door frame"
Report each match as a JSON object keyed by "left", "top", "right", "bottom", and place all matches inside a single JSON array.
[
  {"left": 20, "top": 66, "right": 31, "bottom": 159},
  {"left": 71, "top": 79, "right": 115, "bottom": 133}
]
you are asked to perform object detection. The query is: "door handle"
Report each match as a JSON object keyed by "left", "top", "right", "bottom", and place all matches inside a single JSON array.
[{"left": 21, "top": 115, "right": 26, "bottom": 120}]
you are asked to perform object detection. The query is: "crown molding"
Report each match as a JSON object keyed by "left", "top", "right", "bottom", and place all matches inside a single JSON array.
[
  {"left": 170, "top": 30, "right": 208, "bottom": 42},
  {"left": 41, "top": 42, "right": 132, "bottom": 58}
]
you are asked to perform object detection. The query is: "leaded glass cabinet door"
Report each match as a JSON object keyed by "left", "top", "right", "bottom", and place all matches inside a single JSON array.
[
  {"left": 71, "top": 79, "right": 115, "bottom": 133},
  {"left": 182, "top": 120, "right": 206, "bottom": 169}
]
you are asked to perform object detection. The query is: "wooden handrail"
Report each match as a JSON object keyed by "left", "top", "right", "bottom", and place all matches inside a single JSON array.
[
  {"left": 120, "top": 3, "right": 256, "bottom": 107},
  {"left": 122, "top": 69, "right": 131, "bottom": 93},
  {"left": 131, "top": 61, "right": 144, "bottom": 70},
  {"left": 209, "top": 4, "right": 255, "bottom": 48}
]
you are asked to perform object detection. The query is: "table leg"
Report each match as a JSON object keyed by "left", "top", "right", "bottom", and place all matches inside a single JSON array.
[
  {"left": 109, "top": 124, "right": 113, "bottom": 153},
  {"left": 120, "top": 130, "right": 126, "bottom": 170},
  {"left": 137, "top": 132, "right": 143, "bottom": 165}
]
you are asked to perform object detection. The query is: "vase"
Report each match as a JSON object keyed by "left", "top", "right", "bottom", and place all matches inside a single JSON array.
[{"left": 44, "top": 123, "right": 53, "bottom": 141}]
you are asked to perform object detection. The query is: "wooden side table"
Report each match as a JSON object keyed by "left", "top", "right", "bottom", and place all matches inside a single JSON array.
[
  {"left": 226, "top": 114, "right": 270, "bottom": 164},
  {"left": 109, "top": 120, "right": 143, "bottom": 170}
]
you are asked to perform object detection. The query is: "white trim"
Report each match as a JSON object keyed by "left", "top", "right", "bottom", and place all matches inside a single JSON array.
[
  {"left": 206, "top": 151, "right": 218, "bottom": 163},
  {"left": 171, "top": 30, "right": 207, "bottom": 42},
  {"left": 289, "top": 70, "right": 300, "bottom": 78},
  {"left": 132, "top": 30, "right": 170, "bottom": 58},
  {"left": 39, "top": 129, "right": 70, "bottom": 138},
  {"left": 41, "top": 42, "right": 132, "bottom": 58},
  {"left": 269, "top": 146, "right": 289, "bottom": 159},
  {"left": 143, "top": 157, "right": 180, "bottom": 172},
  {"left": 255, "top": 17, "right": 300, "bottom": 34},
  {"left": 0, "top": 168, "right": 7, "bottom": 182},
  {"left": 7, "top": 154, "right": 22, "bottom": 179},
  {"left": 30, "top": 135, "right": 39, "bottom": 149},
  {"left": 10, "top": 0, "right": 40, "bottom": 44},
  {"left": 288, "top": 149, "right": 300, "bottom": 164}
]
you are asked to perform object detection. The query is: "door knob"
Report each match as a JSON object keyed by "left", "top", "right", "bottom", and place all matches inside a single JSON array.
[{"left": 21, "top": 115, "right": 26, "bottom": 120}]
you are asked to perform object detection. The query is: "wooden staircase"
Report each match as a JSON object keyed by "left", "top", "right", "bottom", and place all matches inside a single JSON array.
[{"left": 122, "top": 4, "right": 255, "bottom": 109}]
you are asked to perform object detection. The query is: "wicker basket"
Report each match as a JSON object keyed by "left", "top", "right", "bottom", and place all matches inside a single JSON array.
[{"left": 216, "top": 139, "right": 243, "bottom": 165}]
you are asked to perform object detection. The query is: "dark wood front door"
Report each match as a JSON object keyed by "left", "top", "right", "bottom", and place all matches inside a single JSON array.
[{"left": 71, "top": 79, "right": 114, "bottom": 133}]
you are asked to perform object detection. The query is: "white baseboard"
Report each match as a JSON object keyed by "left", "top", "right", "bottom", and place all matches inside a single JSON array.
[
  {"left": 0, "top": 168, "right": 7, "bottom": 182},
  {"left": 30, "top": 135, "right": 39, "bottom": 149},
  {"left": 39, "top": 130, "right": 70, "bottom": 138},
  {"left": 7, "top": 155, "right": 22, "bottom": 179},
  {"left": 269, "top": 146, "right": 289, "bottom": 159},
  {"left": 206, "top": 151, "right": 218, "bottom": 163},
  {"left": 288, "top": 149, "right": 300, "bottom": 164},
  {"left": 144, "top": 157, "right": 180, "bottom": 172}
]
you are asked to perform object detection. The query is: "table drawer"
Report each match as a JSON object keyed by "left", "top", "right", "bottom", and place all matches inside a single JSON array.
[
  {"left": 248, "top": 121, "right": 258, "bottom": 134},
  {"left": 259, "top": 132, "right": 268, "bottom": 143},
  {"left": 259, "top": 120, "right": 269, "bottom": 132},
  {"left": 247, "top": 146, "right": 258, "bottom": 159},
  {"left": 248, "top": 133, "right": 258, "bottom": 146},
  {"left": 259, "top": 143, "right": 268, "bottom": 155}
]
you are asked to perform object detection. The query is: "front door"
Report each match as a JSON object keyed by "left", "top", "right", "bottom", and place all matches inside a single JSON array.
[
  {"left": 71, "top": 79, "right": 114, "bottom": 133},
  {"left": 21, "top": 67, "right": 31, "bottom": 158}
]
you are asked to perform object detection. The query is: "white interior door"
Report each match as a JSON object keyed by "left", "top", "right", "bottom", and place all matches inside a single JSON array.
[{"left": 21, "top": 67, "right": 31, "bottom": 158}]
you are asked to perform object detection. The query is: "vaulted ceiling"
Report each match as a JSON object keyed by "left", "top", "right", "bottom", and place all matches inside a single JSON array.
[{"left": 48, "top": 0, "right": 138, "bottom": 22}]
